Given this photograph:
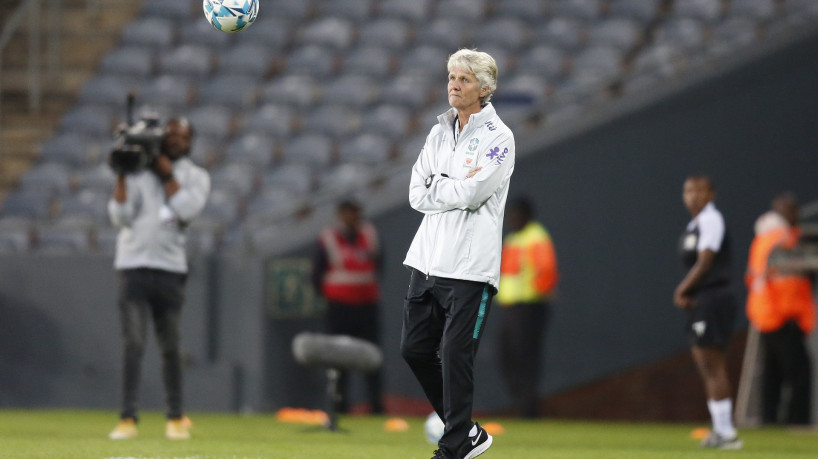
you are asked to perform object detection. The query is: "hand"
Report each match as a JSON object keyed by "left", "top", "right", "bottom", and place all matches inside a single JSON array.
[
  {"left": 151, "top": 154, "right": 174, "bottom": 181},
  {"left": 466, "top": 166, "right": 482, "bottom": 178},
  {"left": 673, "top": 288, "right": 692, "bottom": 309}
]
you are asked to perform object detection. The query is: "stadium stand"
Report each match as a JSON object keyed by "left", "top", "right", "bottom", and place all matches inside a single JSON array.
[{"left": 2, "top": 0, "right": 818, "bottom": 254}]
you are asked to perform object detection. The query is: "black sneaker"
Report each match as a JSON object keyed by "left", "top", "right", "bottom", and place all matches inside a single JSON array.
[
  {"left": 461, "top": 422, "right": 493, "bottom": 459},
  {"left": 431, "top": 449, "right": 451, "bottom": 459}
]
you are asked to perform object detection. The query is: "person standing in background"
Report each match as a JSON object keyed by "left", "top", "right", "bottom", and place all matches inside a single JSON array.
[
  {"left": 496, "top": 197, "right": 558, "bottom": 418},
  {"left": 312, "top": 199, "right": 384, "bottom": 415},
  {"left": 746, "top": 192, "right": 815, "bottom": 425},
  {"left": 674, "top": 175, "right": 742, "bottom": 450},
  {"left": 108, "top": 117, "right": 210, "bottom": 440}
]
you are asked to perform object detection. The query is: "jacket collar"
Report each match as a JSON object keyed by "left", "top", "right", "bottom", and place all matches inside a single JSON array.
[{"left": 438, "top": 103, "right": 496, "bottom": 140}]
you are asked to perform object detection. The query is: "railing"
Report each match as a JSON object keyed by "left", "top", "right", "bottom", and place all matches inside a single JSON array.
[{"left": 0, "top": 0, "right": 63, "bottom": 155}]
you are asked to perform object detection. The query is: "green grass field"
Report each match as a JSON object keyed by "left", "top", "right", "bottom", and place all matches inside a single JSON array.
[{"left": 1, "top": 410, "right": 818, "bottom": 458}]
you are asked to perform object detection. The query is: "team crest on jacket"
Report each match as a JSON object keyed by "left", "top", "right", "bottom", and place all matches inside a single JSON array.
[{"left": 468, "top": 138, "right": 479, "bottom": 152}]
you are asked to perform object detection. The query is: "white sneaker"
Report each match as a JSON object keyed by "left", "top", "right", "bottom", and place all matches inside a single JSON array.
[{"left": 700, "top": 431, "right": 743, "bottom": 450}]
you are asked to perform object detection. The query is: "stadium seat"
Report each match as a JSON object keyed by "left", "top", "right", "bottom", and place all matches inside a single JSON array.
[
  {"left": 380, "top": 0, "right": 432, "bottom": 22},
  {"left": 190, "top": 135, "right": 224, "bottom": 168},
  {"left": 304, "top": 105, "right": 361, "bottom": 138},
  {"left": 209, "top": 163, "right": 258, "bottom": 199},
  {"left": 262, "top": 75, "right": 320, "bottom": 108},
  {"left": 0, "top": 190, "right": 53, "bottom": 220},
  {"left": 242, "top": 104, "right": 296, "bottom": 138},
  {"left": 358, "top": 19, "right": 411, "bottom": 50},
  {"left": 317, "top": 0, "right": 373, "bottom": 22},
  {"left": 493, "top": 0, "right": 547, "bottom": 22},
  {"left": 121, "top": 18, "right": 175, "bottom": 50},
  {"left": 654, "top": 18, "right": 707, "bottom": 51},
  {"left": 397, "top": 133, "right": 428, "bottom": 161},
  {"left": 708, "top": 18, "right": 760, "bottom": 56},
  {"left": 73, "top": 164, "right": 116, "bottom": 192},
  {"left": 159, "top": 45, "right": 213, "bottom": 80},
  {"left": 319, "top": 164, "right": 375, "bottom": 195},
  {"left": 235, "top": 16, "right": 292, "bottom": 49},
  {"left": 282, "top": 134, "right": 334, "bottom": 166},
  {"left": 434, "top": 0, "right": 488, "bottom": 22},
  {"left": 39, "top": 133, "right": 101, "bottom": 167},
  {"left": 474, "top": 17, "right": 531, "bottom": 51},
  {"left": 180, "top": 18, "right": 233, "bottom": 50},
  {"left": 342, "top": 46, "right": 396, "bottom": 78},
  {"left": 551, "top": 0, "right": 602, "bottom": 21},
  {"left": 570, "top": 46, "right": 623, "bottom": 80},
  {"left": 382, "top": 74, "right": 436, "bottom": 109},
  {"left": 498, "top": 73, "right": 550, "bottom": 106},
  {"left": 520, "top": 45, "right": 566, "bottom": 79},
  {"left": 34, "top": 221, "right": 92, "bottom": 254},
  {"left": 140, "top": 75, "right": 193, "bottom": 109},
  {"left": 18, "top": 163, "right": 73, "bottom": 195},
  {"left": 284, "top": 45, "right": 338, "bottom": 77},
  {"left": 217, "top": 43, "right": 274, "bottom": 78},
  {"left": 188, "top": 105, "right": 233, "bottom": 141},
  {"left": 588, "top": 18, "right": 643, "bottom": 51},
  {"left": 94, "top": 225, "right": 119, "bottom": 253},
  {"left": 728, "top": 0, "right": 777, "bottom": 22},
  {"left": 78, "top": 75, "right": 141, "bottom": 109},
  {"left": 100, "top": 47, "right": 154, "bottom": 79},
  {"left": 200, "top": 188, "right": 242, "bottom": 223},
  {"left": 224, "top": 134, "right": 276, "bottom": 168},
  {"left": 360, "top": 104, "right": 413, "bottom": 138},
  {"left": 338, "top": 133, "right": 392, "bottom": 165},
  {"left": 298, "top": 17, "right": 355, "bottom": 50},
  {"left": 0, "top": 218, "right": 31, "bottom": 253},
  {"left": 244, "top": 189, "right": 305, "bottom": 226},
  {"left": 56, "top": 189, "right": 110, "bottom": 223},
  {"left": 322, "top": 75, "right": 380, "bottom": 107},
  {"left": 262, "top": 163, "right": 314, "bottom": 194},
  {"left": 263, "top": 0, "right": 312, "bottom": 22},
  {"left": 632, "top": 43, "right": 685, "bottom": 77},
  {"left": 415, "top": 18, "right": 469, "bottom": 51},
  {"left": 607, "top": 0, "right": 660, "bottom": 22},
  {"left": 536, "top": 17, "right": 586, "bottom": 50},
  {"left": 670, "top": 0, "right": 724, "bottom": 23},
  {"left": 199, "top": 75, "right": 260, "bottom": 110},
  {"left": 398, "top": 46, "right": 450, "bottom": 77},
  {"left": 140, "top": 0, "right": 194, "bottom": 21}
]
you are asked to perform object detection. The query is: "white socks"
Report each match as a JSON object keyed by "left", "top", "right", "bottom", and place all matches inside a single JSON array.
[{"left": 707, "top": 398, "right": 737, "bottom": 439}]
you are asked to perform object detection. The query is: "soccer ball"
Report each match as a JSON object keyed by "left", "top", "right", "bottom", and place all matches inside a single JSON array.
[
  {"left": 424, "top": 412, "right": 445, "bottom": 444},
  {"left": 203, "top": 0, "right": 258, "bottom": 33}
]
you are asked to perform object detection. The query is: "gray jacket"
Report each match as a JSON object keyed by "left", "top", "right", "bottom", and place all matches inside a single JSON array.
[{"left": 108, "top": 157, "right": 210, "bottom": 273}]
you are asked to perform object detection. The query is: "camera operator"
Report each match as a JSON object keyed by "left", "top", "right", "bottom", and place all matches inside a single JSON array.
[{"left": 107, "top": 117, "right": 210, "bottom": 441}]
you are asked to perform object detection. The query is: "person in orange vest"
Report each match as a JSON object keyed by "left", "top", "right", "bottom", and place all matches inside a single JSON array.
[
  {"left": 746, "top": 192, "right": 815, "bottom": 425},
  {"left": 496, "top": 197, "right": 558, "bottom": 418},
  {"left": 311, "top": 199, "right": 384, "bottom": 414}
]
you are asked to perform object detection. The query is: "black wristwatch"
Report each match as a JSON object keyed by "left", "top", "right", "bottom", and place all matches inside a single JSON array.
[{"left": 424, "top": 174, "right": 435, "bottom": 189}]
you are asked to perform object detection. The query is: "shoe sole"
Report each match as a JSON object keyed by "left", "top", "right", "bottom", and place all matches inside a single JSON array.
[{"left": 463, "top": 433, "right": 493, "bottom": 459}]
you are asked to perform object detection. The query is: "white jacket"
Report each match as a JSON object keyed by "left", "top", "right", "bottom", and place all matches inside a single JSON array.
[
  {"left": 403, "top": 103, "right": 515, "bottom": 290},
  {"left": 109, "top": 157, "right": 211, "bottom": 273}
]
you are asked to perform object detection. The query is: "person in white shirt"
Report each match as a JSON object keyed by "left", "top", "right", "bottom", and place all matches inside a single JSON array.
[
  {"left": 675, "top": 175, "right": 742, "bottom": 450},
  {"left": 107, "top": 117, "right": 210, "bottom": 441},
  {"left": 401, "top": 49, "right": 514, "bottom": 459}
]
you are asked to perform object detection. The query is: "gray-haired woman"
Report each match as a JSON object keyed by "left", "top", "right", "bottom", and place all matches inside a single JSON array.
[{"left": 401, "top": 49, "right": 515, "bottom": 459}]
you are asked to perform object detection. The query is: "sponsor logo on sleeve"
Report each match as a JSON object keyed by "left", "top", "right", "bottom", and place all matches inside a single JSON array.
[{"left": 486, "top": 146, "right": 509, "bottom": 165}]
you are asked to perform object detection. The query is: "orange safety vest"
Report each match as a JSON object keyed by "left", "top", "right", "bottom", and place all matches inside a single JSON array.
[
  {"left": 320, "top": 223, "right": 379, "bottom": 305},
  {"left": 746, "top": 227, "right": 815, "bottom": 333},
  {"left": 497, "top": 221, "right": 558, "bottom": 306}
]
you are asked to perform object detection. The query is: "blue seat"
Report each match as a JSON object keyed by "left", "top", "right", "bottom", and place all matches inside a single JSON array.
[
  {"left": 190, "top": 135, "right": 224, "bottom": 168},
  {"left": 608, "top": 0, "right": 660, "bottom": 21},
  {"left": 262, "top": 163, "right": 314, "bottom": 194},
  {"left": 520, "top": 45, "right": 566, "bottom": 79},
  {"left": 342, "top": 46, "right": 395, "bottom": 78},
  {"left": 552, "top": 0, "right": 602, "bottom": 21},
  {"left": 708, "top": 18, "right": 760, "bottom": 57},
  {"left": 34, "top": 221, "right": 92, "bottom": 254},
  {"left": 60, "top": 105, "right": 115, "bottom": 137},
  {"left": 498, "top": 73, "right": 549, "bottom": 106},
  {"left": 198, "top": 75, "right": 259, "bottom": 110},
  {"left": 304, "top": 105, "right": 360, "bottom": 137},
  {"left": 382, "top": 74, "right": 435, "bottom": 109},
  {"left": 322, "top": 75, "right": 380, "bottom": 107},
  {"left": 56, "top": 189, "right": 110, "bottom": 223},
  {"left": 210, "top": 163, "right": 259, "bottom": 199},
  {"left": 262, "top": 0, "right": 310, "bottom": 22},
  {"left": 728, "top": 0, "right": 777, "bottom": 21},
  {"left": 536, "top": 18, "right": 586, "bottom": 50},
  {"left": 140, "top": 75, "right": 193, "bottom": 109},
  {"left": 262, "top": 75, "right": 319, "bottom": 108},
  {"left": 588, "top": 18, "right": 643, "bottom": 51},
  {"left": 217, "top": 43, "right": 274, "bottom": 78},
  {"left": 19, "top": 162, "right": 73, "bottom": 195},
  {"left": 494, "top": 0, "right": 547, "bottom": 22},
  {"left": 39, "top": 133, "right": 100, "bottom": 167},
  {"left": 360, "top": 104, "right": 412, "bottom": 138},
  {"left": 282, "top": 134, "right": 334, "bottom": 166},
  {"left": 121, "top": 18, "right": 175, "bottom": 49},
  {"left": 78, "top": 75, "right": 141, "bottom": 108},
  {"left": 235, "top": 16, "right": 291, "bottom": 49},
  {"left": 242, "top": 103, "right": 296, "bottom": 138},
  {"left": 140, "top": 0, "right": 194, "bottom": 20},
  {"left": 570, "top": 46, "right": 623, "bottom": 80},
  {"left": 671, "top": 0, "right": 724, "bottom": 23},
  {"left": 159, "top": 45, "right": 213, "bottom": 79},
  {"left": 100, "top": 47, "right": 154, "bottom": 79},
  {"left": 399, "top": 46, "right": 449, "bottom": 77},
  {"left": 224, "top": 134, "right": 276, "bottom": 168},
  {"left": 632, "top": 43, "right": 684, "bottom": 77},
  {"left": 474, "top": 17, "right": 531, "bottom": 51},
  {"left": 317, "top": 0, "right": 373, "bottom": 22},
  {"left": 0, "top": 190, "right": 53, "bottom": 220},
  {"left": 358, "top": 19, "right": 411, "bottom": 50},
  {"left": 244, "top": 188, "right": 304, "bottom": 225},
  {"left": 435, "top": 0, "right": 488, "bottom": 22},
  {"left": 379, "top": 0, "right": 431, "bottom": 22},
  {"left": 298, "top": 17, "right": 355, "bottom": 50},
  {"left": 338, "top": 133, "right": 392, "bottom": 165},
  {"left": 188, "top": 105, "right": 233, "bottom": 141},
  {"left": 319, "top": 164, "right": 374, "bottom": 195},
  {"left": 284, "top": 45, "right": 338, "bottom": 77},
  {"left": 415, "top": 18, "right": 468, "bottom": 50},
  {"left": 180, "top": 17, "right": 233, "bottom": 49},
  {"left": 74, "top": 164, "right": 116, "bottom": 192},
  {"left": 200, "top": 188, "right": 242, "bottom": 223},
  {"left": 0, "top": 219, "right": 31, "bottom": 253}
]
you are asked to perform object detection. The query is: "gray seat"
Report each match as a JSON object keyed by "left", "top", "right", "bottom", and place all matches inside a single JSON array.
[
  {"left": 263, "top": 0, "right": 311, "bottom": 22},
  {"left": 319, "top": 164, "right": 374, "bottom": 194},
  {"left": 360, "top": 104, "right": 412, "bottom": 138},
  {"left": 380, "top": 0, "right": 432, "bottom": 22},
  {"left": 140, "top": 75, "right": 193, "bottom": 109},
  {"left": 317, "top": 0, "right": 373, "bottom": 22},
  {"left": 671, "top": 0, "right": 724, "bottom": 22},
  {"left": 217, "top": 43, "right": 273, "bottom": 78},
  {"left": 224, "top": 134, "right": 276, "bottom": 168},
  {"left": 0, "top": 219, "right": 31, "bottom": 253},
  {"left": 728, "top": 0, "right": 777, "bottom": 21},
  {"left": 708, "top": 18, "right": 759, "bottom": 56},
  {"left": 654, "top": 18, "right": 706, "bottom": 51},
  {"left": 159, "top": 45, "right": 213, "bottom": 79},
  {"left": 551, "top": 0, "right": 602, "bottom": 21},
  {"left": 74, "top": 164, "right": 116, "bottom": 192},
  {"left": 339, "top": 133, "right": 392, "bottom": 165},
  {"left": 262, "top": 75, "right": 320, "bottom": 108},
  {"left": 399, "top": 46, "right": 451, "bottom": 77},
  {"left": 342, "top": 46, "right": 395, "bottom": 78},
  {"left": 608, "top": 0, "right": 659, "bottom": 21},
  {"left": 56, "top": 189, "right": 109, "bottom": 223},
  {"left": 358, "top": 19, "right": 411, "bottom": 50},
  {"left": 622, "top": 71, "right": 662, "bottom": 95},
  {"left": 244, "top": 189, "right": 304, "bottom": 225},
  {"left": 382, "top": 74, "right": 435, "bottom": 109},
  {"left": 140, "top": 0, "right": 193, "bottom": 20},
  {"left": 188, "top": 105, "right": 233, "bottom": 141},
  {"left": 235, "top": 16, "right": 291, "bottom": 49},
  {"left": 262, "top": 163, "right": 314, "bottom": 194},
  {"left": 189, "top": 135, "right": 224, "bottom": 168},
  {"left": 199, "top": 75, "right": 260, "bottom": 110},
  {"left": 19, "top": 163, "right": 72, "bottom": 195},
  {"left": 94, "top": 225, "right": 119, "bottom": 254},
  {"left": 632, "top": 43, "right": 684, "bottom": 77},
  {"left": 434, "top": 0, "right": 488, "bottom": 22},
  {"left": 520, "top": 45, "right": 566, "bottom": 79},
  {"left": 0, "top": 190, "right": 53, "bottom": 220},
  {"left": 537, "top": 18, "right": 586, "bottom": 50},
  {"left": 284, "top": 45, "right": 338, "bottom": 77},
  {"left": 398, "top": 133, "right": 428, "bottom": 161},
  {"left": 121, "top": 18, "right": 175, "bottom": 49},
  {"left": 200, "top": 188, "right": 242, "bottom": 223},
  {"left": 304, "top": 105, "right": 360, "bottom": 137},
  {"left": 322, "top": 75, "right": 380, "bottom": 107},
  {"left": 60, "top": 105, "right": 114, "bottom": 137},
  {"left": 282, "top": 134, "right": 334, "bottom": 166},
  {"left": 571, "top": 46, "right": 623, "bottom": 80},
  {"left": 210, "top": 163, "right": 258, "bottom": 199},
  {"left": 181, "top": 17, "right": 233, "bottom": 49},
  {"left": 242, "top": 103, "right": 295, "bottom": 138},
  {"left": 78, "top": 75, "right": 141, "bottom": 108},
  {"left": 415, "top": 18, "right": 469, "bottom": 50},
  {"left": 494, "top": 0, "right": 547, "bottom": 22},
  {"left": 39, "top": 133, "right": 100, "bottom": 167},
  {"left": 298, "top": 17, "right": 355, "bottom": 50},
  {"left": 34, "top": 221, "right": 92, "bottom": 254},
  {"left": 474, "top": 17, "right": 531, "bottom": 51},
  {"left": 588, "top": 18, "right": 643, "bottom": 51},
  {"left": 100, "top": 47, "right": 154, "bottom": 79},
  {"left": 497, "top": 73, "right": 549, "bottom": 106}
]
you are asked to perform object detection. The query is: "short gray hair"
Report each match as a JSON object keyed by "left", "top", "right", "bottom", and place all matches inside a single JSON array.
[{"left": 447, "top": 49, "right": 498, "bottom": 106}]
